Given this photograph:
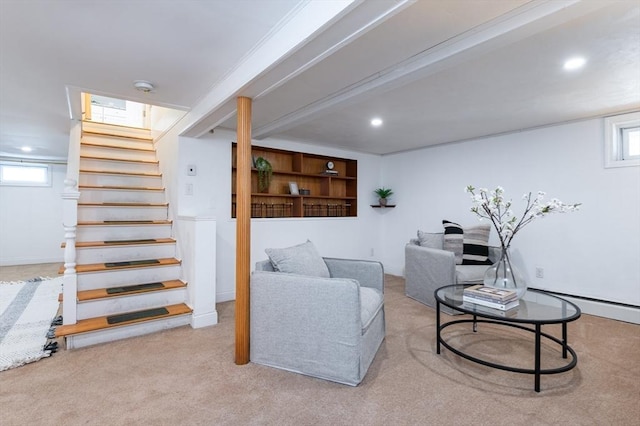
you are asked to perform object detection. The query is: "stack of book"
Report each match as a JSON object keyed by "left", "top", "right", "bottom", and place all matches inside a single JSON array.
[{"left": 462, "top": 285, "right": 519, "bottom": 311}]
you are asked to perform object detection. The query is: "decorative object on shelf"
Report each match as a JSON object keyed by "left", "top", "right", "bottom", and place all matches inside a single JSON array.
[
  {"left": 288, "top": 182, "right": 299, "bottom": 195},
  {"left": 255, "top": 157, "right": 272, "bottom": 193},
  {"left": 374, "top": 187, "right": 394, "bottom": 207},
  {"left": 299, "top": 188, "right": 310, "bottom": 195},
  {"left": 466, "top": 185, "right": 581, "bottom": 299}
]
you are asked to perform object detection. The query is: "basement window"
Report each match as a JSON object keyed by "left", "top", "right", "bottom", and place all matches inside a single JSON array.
[
  {"left": 0, "top": 162, "right": 52, "bottom": 187},
  {"left": 604, "top": 112, "right": 640, "bottom": 168}
]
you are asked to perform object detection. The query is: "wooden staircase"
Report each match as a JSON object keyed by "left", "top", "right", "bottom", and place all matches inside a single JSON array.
[{"left": 56, "top": 121, "right": 191, "bottom": 349}]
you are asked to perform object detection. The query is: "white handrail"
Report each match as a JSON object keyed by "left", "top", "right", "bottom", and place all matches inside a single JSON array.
[{"left": 61, "top": 120, "right": 81, "bottom": 325}]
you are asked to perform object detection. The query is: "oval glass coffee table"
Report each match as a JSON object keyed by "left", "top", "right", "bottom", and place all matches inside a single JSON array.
[{"left": 434, "top": 284, "right": 581, "bottom": 392}]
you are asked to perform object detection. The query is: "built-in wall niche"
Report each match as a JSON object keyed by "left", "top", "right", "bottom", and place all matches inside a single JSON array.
[{"left": 231, "top": 143, "right": 357, "bottom": 218}]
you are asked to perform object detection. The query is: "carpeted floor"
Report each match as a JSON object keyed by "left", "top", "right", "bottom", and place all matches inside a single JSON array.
[{"left": 0, "top": 274, "right": 638, "bottom": 425}]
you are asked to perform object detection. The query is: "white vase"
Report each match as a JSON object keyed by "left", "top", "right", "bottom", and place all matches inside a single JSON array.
[{"left": 483, "top": 247, "right": 527, "bottom": 299}]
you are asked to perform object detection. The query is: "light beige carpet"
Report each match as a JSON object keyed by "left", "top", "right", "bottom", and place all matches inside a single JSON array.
[{"left": 1, "top": 275, "right": 638, "bottom": 425}]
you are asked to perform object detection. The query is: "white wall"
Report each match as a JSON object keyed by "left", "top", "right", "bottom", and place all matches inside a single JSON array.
[
  {"left": 174, "top": 129, "right": 383, "bottom": 302},
  {"left": 380, "top": 118, "right": 640, "bottom": 306},
  {"left": 0, "top": 163, "right": 66, "bottom": 265}
]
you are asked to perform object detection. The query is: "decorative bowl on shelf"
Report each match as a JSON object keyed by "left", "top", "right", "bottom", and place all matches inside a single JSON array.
[{"left": 299, "top": 189, "right": 310, "bottom": 195}]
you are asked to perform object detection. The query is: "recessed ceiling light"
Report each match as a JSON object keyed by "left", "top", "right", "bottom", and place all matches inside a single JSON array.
[
  {"left": 563, "top": 57, "right": 586, "bottom": 71},
  {"left": 371, "top": 118, "right": 383, "bottom": 127},
  {"left": 21, "top": 146, "right": 32, "bottom": 152}
]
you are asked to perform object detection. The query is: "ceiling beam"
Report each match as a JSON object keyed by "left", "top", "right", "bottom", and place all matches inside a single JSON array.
[
  {"left": 251, "top": 0, "right": 585, "bottom": 140},
  {"left": 178, "top": 0, "right": 359, "bottom": 138}
]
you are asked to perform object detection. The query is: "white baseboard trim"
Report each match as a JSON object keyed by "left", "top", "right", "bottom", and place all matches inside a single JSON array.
[
  {"left": 216, "top": 291, "right": 235, "bottom": 303},
  {"left": 526, "top": 287, "right": 640, "bottom": 324},
  {"left": 0, "top": 256, "right": 63, "bottom": 266},
  {"left": 191, "top": 310, "right": 218, "bottom": 328},
  {"left": 556, "top": 294, "right": 640, "bottom": 325}
]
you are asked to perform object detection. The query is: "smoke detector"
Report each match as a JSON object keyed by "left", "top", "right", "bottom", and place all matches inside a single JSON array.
[{"left": 133, "top": 80, "right": 154, "bottom": 93}]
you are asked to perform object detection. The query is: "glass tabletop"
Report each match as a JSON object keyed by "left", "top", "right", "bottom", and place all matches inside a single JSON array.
[{"left": 435, "top": 285, "right": 581, "bottom": 324}]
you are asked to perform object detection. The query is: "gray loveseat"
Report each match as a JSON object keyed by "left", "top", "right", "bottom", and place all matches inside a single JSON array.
[
  {"left": 250, "top": 257, "right": 385, "bottom": 386},
  {"left": 405, "top": 233, "right": 499, "bottom": 313}
]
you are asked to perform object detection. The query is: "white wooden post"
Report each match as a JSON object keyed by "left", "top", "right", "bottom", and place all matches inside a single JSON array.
[
  {"left": 177, "top": 216, "right": 218, "bottom": 328},
  {"left": 62, "top": 121, "right": 81, "bottom": 325}
]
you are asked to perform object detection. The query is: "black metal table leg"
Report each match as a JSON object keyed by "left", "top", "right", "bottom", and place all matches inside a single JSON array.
[
  {"left": 436, "top": 300, "right": 441, "bottom": 354},
  {"left": 535, "top": 324, "right": 541, "bottom": 392},
  {"left": 562, "top": 322, "right": 568, "bottom": 359}
]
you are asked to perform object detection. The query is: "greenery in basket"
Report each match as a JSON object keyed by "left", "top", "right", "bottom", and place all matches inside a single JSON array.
[{"left": 255, "top": 157, "right": 273, "bottom": 192}]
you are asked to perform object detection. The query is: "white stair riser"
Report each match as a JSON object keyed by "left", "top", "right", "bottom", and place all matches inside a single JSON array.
[
  {"left": 64, "top": 314, "right": 191, "bottom": 349},
  {"left": 80, "top": 158, "right": 158, "bottom": 174},
  {"left": 79, "top": 189, "right": 165, "bottom": 204},
  {"left": 79, "top": 173, "right": 162, "bottom": 187},
  {"left": 82, "top": 134, "right": 154, "bottom": 150},
  {"left": 77, "top": 265, "right": 182, "bottom": 290},
  {"left": 76, "top": 243, "right": 176, "bottom": 264},
  {"left": 83, "top": 123, "right": 151, "bottom": 138},
  {"left": 77, "top": 288, "right": 187, "bottom": 320},
  {"left": 76, "top": 224, "right": 172, "bottom": 241},
  {"left": 81, "top": 145, "right": 157, "bottom": 162},
  {"left": 78, "top": 206, "right": 168, "bottom": 221}
]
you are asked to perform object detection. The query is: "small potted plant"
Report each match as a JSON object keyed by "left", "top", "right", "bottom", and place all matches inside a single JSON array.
[
  {"left": 374, "top": 187, "right": 393, "bottom": 207},
  {"left": 255, "top": 157, "right": 273, "bottom": 193}
]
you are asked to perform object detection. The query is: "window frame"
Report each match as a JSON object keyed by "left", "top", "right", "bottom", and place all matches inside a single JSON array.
[
  {"left": 604, "top": 112, "right": 640, "bottom": 168},
  {"left": 0, "top": 161, "right": 52, "bottom": 187}
]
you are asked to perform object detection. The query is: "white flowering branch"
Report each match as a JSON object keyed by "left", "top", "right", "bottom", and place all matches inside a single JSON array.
[{"left": 465, "top": 185, "right": 581, "bottom": 250}]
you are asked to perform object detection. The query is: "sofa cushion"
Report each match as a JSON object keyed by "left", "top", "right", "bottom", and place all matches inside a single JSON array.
[
  {"left": 265, "top": 240, "right": 330, "bottom": 278},
  {"left": 461, "top": 224, "right": 493, "bottom": 265},
  {"left": 442, "top": 220, "right": 464, "bottom": 264},
  {"left": 359, "top": 287, "right": 383, "bottom": 334},
  {"left": 417, "top": 230, "right": 443, "bottom": 249},
  {"left": 456, "top": 264, "right": 488, "bottom": 284}
]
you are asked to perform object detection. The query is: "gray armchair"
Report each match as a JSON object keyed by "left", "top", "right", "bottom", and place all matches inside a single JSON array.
[
  {"left": 250, "top": 257, "right": 385, "bottom": 386},
  {"left": 405, "top": 234, "right": 499, "bottom": 313}
]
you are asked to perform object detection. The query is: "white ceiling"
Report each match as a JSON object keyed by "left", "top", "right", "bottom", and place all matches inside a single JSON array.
[{"left": 1, "top": 0, "right": 639, "bottom": 160}]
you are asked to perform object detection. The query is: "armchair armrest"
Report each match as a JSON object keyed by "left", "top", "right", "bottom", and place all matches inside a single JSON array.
[
  {"left": 404, "top": 243, "right": 456, "bottom": 308},
  {"left": 323, "top": 257, "right": 384, "bottom": 293}
]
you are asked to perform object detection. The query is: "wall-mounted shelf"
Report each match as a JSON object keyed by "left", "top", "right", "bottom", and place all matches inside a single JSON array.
[
  {"left": 371, "top": 205, "right": 396, "bottom": 208},
  {"left": 232, "top": 144, "right": 357, "bottom": 218}
]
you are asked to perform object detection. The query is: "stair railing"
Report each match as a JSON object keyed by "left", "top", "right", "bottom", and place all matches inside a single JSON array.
[{"left": 62, "top": 120, "right": 82, "bottom": 325}]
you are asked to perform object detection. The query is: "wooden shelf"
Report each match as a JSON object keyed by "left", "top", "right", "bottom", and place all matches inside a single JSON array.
[{"left": 232, "top": 144, "right": 357, "bottom": 218}]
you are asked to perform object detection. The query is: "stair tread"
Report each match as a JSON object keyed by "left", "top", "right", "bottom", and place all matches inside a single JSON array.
[
  {"left": 55, "top": 303, "right": 191, "bottom": 337},
  {"left": 78, "top": 202, "right": 168, "bottom": 207},
  {"left": 79, "top": 185, "right": 164, "bottom": 191},
  {"left": 78, "top": 279, "right": 186, "bottom": 301},
  {"left": 59, "top": 257, "right": 181, "bottom": 274},
  {"left": 82, "top": 129, "right": 153, "bottom": 141},
  {"left": 62, "top": 237, "right": 176, "bottom": 248},
  {"left": 81, "top": 141, "right": 154, "bottom": 152},
  {"left": 81, "top": 155, "right": 158, "bottom": 164},
  {"left": 77, "top": 220, "right": 172, "bottom": 226},
  {"left": 80, "top": 169, "right": 161, "bottom": 177}
]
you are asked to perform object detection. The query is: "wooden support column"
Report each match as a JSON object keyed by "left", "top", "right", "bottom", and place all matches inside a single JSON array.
[{"left": 235, "top": 96, "right": 252, "bottom": 365}]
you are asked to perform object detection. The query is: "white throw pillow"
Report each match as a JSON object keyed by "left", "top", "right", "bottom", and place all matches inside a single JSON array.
[{"left": 265, "top": 240, "right": 330, "bottom": 278}]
